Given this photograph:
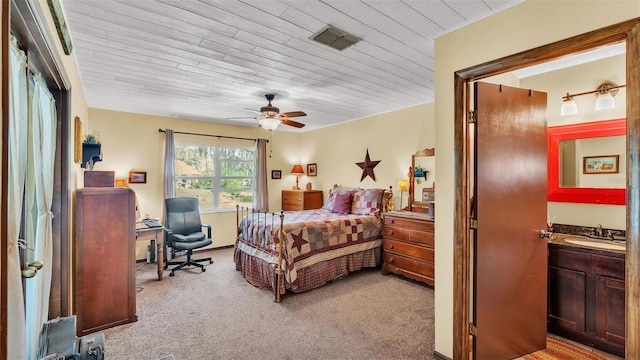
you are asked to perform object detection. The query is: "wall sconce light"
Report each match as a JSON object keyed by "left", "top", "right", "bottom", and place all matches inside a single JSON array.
[
  {"left": 397, "top": 179, "right": 408, "bottom": 210},
  {"left": 561, "top": 80, "right": 625, "bottom": 116},
  {"left": 291, "top": 164, "right": 305, "bottom": 190}
]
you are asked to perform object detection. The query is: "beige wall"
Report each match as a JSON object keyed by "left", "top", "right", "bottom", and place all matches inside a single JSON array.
[
  {"left": 434, "top": 1, "right": 639, "bottom": 357},
  {"left": 298, "top": 103, "right": 435, "bottom": 201},
  {"left": 90, "top": 103, "right": 434, "bottom": 259}
]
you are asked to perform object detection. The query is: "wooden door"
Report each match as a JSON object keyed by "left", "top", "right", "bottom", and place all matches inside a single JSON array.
[{"left": 473, "top": 82, "right": 548, "bottom": 359}]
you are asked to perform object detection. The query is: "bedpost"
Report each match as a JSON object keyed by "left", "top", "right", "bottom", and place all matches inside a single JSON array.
[
  {"left": 236, "top": 204, "right": 239, "bottom": 240},
  {"left": 275, "top": 210, "right": 285, "bottom": 303}
]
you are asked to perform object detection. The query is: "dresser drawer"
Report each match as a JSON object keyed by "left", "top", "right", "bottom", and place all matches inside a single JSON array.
[
  {"left": 383, "top": 252, "right": 434, "bottom": 278},
  {"left": 384, "top": 239, "right": 433, "bottom": 262},
  {"left": 384, "top": 226, "right": 433, "bottom": 246},
  {"left": 282, "top": 191, "right": 304, "bottom": 205},
  {"left": 384, "top": 216, "right": 433, "bottom": 232}
]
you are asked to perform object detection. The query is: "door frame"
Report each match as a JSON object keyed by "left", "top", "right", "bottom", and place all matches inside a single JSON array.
[{"left": 453, "top": 19, "right": 640, "bottom": 359}]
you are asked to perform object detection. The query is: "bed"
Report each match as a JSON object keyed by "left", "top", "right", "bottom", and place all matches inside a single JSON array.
[{"left": 234, "top": 186, "right": 393, "bottom": 302}]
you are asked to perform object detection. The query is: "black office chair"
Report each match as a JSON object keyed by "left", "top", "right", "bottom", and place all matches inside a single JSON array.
[{"left": 164, "top": 197, "right": 213, "bottom": 276}]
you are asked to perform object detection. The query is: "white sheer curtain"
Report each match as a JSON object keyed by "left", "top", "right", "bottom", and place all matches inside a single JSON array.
[
  {"left": 162, "top": 129, "right": 175, "bottom": 223},
  {"left": 7, "top": 36, "right": 28, "bottom": 360},
  {"left": 24, "top": 73, "right": 57, "bottom": 359},
  {"left": 254, "top": 138, "right": 269, "bottom": 211}
]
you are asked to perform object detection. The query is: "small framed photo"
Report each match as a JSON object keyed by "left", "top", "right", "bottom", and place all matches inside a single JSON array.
[
  {"left": 583, "top": 155, "right": 619, "bottom": 174},
  {"left": 271, "top": 170, "right": 282, "bottom": 179},
  {"left": 307, "top": 163, "right": 317, "bottom": 177},
  {"left": 128, "top": 171, "right": 147, "bottom": 184}
]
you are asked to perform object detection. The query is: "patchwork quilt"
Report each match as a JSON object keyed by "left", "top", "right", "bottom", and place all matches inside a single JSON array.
[{"left": 236, "top": 208, "right": 383, "bottom": 286}]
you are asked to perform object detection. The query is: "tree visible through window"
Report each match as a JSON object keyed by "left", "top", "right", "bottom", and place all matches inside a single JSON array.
[{"left": 174, "top": 143, "right": 255, "bottom": 210}]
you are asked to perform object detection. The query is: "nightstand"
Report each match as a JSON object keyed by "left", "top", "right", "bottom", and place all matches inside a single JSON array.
[{"left": 282, "top": 190, "right": 323, "bottom": 211}]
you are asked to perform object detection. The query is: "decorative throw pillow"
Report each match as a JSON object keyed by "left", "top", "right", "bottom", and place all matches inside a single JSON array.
[
  {"left": 324, "top": 187, "right": 357, "bottom": 210},
  {"left": 351, "top": 188, "right": 385, "bottom": 215},
  {"left": 331, "top": 192, "right": 353, "bottom": 215}
]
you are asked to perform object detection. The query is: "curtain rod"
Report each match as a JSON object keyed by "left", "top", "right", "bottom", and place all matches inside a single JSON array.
[{"left": 158, "top": 128, "right": 268, "bottom": 142}]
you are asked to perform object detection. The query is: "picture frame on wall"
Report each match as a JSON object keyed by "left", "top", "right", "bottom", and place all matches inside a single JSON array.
[
  {"left": 129, "top": 171, "right": 147, "bottom": 184},
  {"left": 271, "top": 170, "right": 282, "bottom": 179},
  {"left": 583, "top": 155, "right": 619, "bottom": 174},
  {"left": 307, "top": 163, "right": 317, "bottom": 176}
]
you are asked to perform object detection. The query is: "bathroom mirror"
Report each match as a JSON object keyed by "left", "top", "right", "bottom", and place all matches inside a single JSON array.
[
  {"left": 547, "top": 118, "right": 626, "bottom": 205},
  {"left": 409, "top": 148, "right": 435, "bottom": 214}
]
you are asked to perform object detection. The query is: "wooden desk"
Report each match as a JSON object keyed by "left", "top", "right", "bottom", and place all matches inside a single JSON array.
[{"left": 136, "top": 224, "right": 164, "bottom": 281}]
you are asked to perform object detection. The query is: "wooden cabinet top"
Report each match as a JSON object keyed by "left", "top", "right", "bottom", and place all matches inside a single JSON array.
[{"left": 384, "top": 210, "right": 434, "bottom": 222}]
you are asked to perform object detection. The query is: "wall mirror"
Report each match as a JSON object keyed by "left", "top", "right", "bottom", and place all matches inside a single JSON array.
[
  {"left": 547, "top": 118, "right": 626, "bottom": 204},
  {"left": 409, "top": 148, "right": 435, "bottom": 214}
]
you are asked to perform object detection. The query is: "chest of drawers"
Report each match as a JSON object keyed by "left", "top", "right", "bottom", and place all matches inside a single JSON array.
[
  {"left": 282, "top": 190, "right": 323, "bottom": 211},
  {"left": 381, "top": 211, "right": 435, "bottom": 286}
]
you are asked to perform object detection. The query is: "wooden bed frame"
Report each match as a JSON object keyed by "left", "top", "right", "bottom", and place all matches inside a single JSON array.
[{"left": 236, "top": 186, "right": 394, "bottom": 302}]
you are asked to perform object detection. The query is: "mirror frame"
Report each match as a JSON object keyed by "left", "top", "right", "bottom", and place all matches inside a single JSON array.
[
  {"left": 547, "top": 118, "right": 626, "bottom": 205},
  {"left": 409, "top": 148, "right": 435, "bottom": 212}
]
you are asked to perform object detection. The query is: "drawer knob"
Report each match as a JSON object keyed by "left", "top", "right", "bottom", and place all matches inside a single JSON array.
[
  {"left": 390, "top": 219, "right": 395, "bottom": 224},
  {"left": 389, "top": 244, "right": 394, "bottom": 249},
  {"left": 389, "top": 230, "right": 394, "bottom": 235},
  {"left": 389, "top": 257, "right": 394, "bottom": 263}
]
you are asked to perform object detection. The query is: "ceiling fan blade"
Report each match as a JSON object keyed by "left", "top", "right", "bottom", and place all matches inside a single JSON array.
[
  {"left": 245, "top": 108, "right": 263, "bottom": 116},
  {"left": 225, "top": 116, "right": 260, "bottom": 120},
  {"left": 279, "top": 111, "right": 306, "bottom": 118},
  {"left": 281, "top": 118, "right": 306, "bottom": 128}
]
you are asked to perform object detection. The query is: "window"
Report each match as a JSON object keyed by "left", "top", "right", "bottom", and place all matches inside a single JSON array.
[{"left": 174, "top": 143, "right": 255, "bottom": 210}]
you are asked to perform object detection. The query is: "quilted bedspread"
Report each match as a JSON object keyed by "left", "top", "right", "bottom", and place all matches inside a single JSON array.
[{"left": 236, "top": 208, "right": 383, "bottom": 285}]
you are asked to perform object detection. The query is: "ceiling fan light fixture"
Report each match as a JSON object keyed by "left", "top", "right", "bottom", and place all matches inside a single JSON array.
[{"left": 259, "top": 117, "right": 280, "bottom": 131}]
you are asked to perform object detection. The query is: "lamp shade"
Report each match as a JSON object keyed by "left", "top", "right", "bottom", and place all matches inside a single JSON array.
[
  {"left": 291, "top": 164, "right": 304, "bottom": 175},
  {"left": 560, "top": 98, "right": 578, "bottom": 116},
  {"left": 595, "top": 92, "right": 615, "bottom": 111},
  {"left": 398, "top": 179, "right": 408, "bottom": 192}
]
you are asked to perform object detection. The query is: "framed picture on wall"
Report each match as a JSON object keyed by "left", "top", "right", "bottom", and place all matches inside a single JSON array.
[
  {"left": 307, "top": 163, "right": 317, "bottom": 176},
  {"left": 271, "top": 170, "right": 282, "bottom": 179},
  {"left": 583, "top": 155, "right": 619, "bottom": 174},
  {"left": 129, "top": 171, "right": 147, "bottom": 184}
]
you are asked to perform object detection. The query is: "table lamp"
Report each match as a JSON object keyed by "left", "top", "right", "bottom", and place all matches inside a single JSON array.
[
  {"left": 398, "top": 179, "right": 408, "bottom": 210},
  {"left": 291, "top": 164, "right": 305, "bottom": 190}
]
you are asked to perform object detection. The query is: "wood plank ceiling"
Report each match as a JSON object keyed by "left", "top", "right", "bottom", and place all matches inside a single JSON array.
[{"left": 61, "top": 0, "right": 520, "bottom": 131}]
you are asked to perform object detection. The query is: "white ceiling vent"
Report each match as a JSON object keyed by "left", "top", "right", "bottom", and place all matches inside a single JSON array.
[{"left": 310, "top": 25, "right": 360, "bottom": 51}]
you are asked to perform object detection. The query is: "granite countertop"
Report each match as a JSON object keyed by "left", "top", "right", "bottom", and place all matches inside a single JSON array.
[{"left": 548, "top": 233, "right": 626, "bottom": 255}]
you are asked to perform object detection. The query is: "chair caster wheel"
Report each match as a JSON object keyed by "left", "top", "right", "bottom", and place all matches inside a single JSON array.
[
  {"left": 209, "top": 260, "right": 213, "bottom": 264},
  {"left": 202, "top": 268, "right": 206, "bottom": 272},
  {"left": 170, "top": 272, "right": 175, "bottom": 276}
]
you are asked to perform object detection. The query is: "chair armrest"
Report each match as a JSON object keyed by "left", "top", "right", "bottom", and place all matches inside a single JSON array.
[{"left": 202, "top": 224, "right": 212, "bottom": 238}]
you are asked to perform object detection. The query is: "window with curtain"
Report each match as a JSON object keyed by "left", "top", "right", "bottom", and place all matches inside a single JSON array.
[{"left": 174, "top": 143, "right": 255, "bottom": 210}]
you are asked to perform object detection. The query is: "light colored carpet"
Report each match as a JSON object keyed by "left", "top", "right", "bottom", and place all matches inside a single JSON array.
[{"left": 103, "top": 247, "right": 435, "bottom": 360}]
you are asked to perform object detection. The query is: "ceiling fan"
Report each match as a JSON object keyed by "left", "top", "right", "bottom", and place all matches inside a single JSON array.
[{"left": 229, "top": 94, "right": 307, "bottom": 130}]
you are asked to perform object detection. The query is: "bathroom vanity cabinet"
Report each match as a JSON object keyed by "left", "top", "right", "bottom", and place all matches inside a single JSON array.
[{"left": 547, "top": 243, "right": 625, "bottom": 357}]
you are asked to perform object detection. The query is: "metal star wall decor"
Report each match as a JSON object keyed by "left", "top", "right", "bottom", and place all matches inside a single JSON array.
[{"left": 356, "top": 149, "right": 381, "bottom": 181}]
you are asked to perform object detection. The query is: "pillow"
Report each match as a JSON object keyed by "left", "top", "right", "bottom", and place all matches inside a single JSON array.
[
  {"left": 324, "top": 187, "right": 357, "bottom": 210},
  {"left": 331, "top": 192, "right": 353, "bottom": 215},
  {"left": 351, "top": 188, "right": 385, "bottom": 215}
]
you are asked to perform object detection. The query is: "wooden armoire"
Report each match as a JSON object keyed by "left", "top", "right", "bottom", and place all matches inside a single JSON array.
[{"left": 75, "top": 187, "right": 137, "bottom": 336}]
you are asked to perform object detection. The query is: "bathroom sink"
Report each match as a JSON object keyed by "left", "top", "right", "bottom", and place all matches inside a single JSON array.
[{"left": 563, "top": 238, "right": 626, "bottom": 251}]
